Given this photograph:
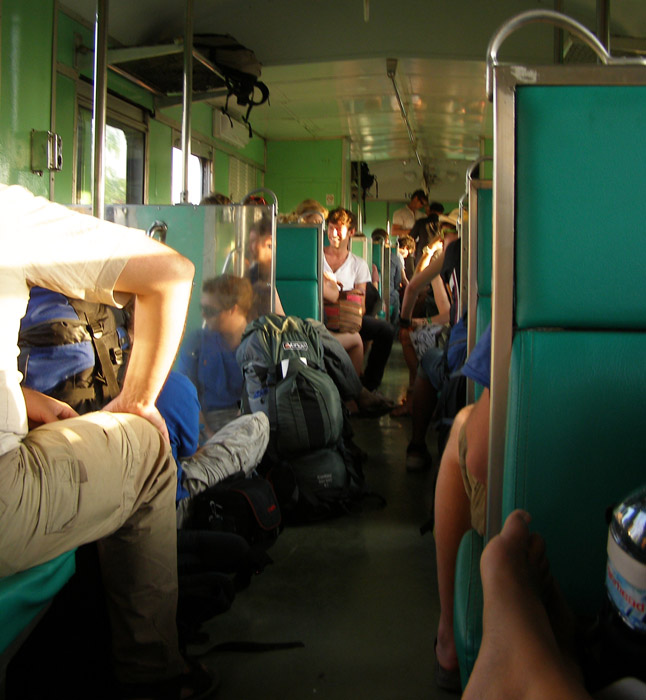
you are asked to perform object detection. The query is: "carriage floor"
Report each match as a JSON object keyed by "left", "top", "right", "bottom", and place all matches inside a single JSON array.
[{"left": 203, "top": 342, "right": 455, "bottom": 700}]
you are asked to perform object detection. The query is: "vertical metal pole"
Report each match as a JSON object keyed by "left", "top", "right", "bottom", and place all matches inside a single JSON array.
[
  {"left": 553, "top": 0, "right": 564, "bottom": 63},
  {"left": 50, "top": 1, "right": 59, "bottom": 201},
  {"left": 181, "top": 0, "right": 193, "bottom": 204},
  {"left": 596, "top": 0, "right": 610, "bottom": 51},
  {"left": 92, "top": 0, "right": 108, "bottom": 219}
]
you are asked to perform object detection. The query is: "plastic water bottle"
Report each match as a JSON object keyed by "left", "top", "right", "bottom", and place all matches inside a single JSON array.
[{"left": 600, "top": 486, "right": 646, "bottom": 682}]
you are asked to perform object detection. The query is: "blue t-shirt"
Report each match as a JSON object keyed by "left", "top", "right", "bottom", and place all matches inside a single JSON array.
[
  {"left": 177, "top": 327, "right": 243, "bottom": 411},
  {"left": 462, "top": 323, "right": 491, "bottom": 389},
  {"left": 156, "top": 371, "right": 200, "bottom": 502}
]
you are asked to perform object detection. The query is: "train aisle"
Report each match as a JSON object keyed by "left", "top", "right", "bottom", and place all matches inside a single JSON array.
[{"left": 199, "top": 342, "right": 456, "bottom": 700}]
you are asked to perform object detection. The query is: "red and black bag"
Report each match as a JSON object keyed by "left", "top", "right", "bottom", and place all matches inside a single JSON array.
[{"left": 185, "top": 472, "right": 282, "bottom": 549}]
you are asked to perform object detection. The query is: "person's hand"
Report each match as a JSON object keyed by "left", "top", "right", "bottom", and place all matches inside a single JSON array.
[
  {"left": 412, "top": 318, "right": 428, "bottom": 329},
  {"left": 22, "top": 387, "right": 79, "bottom": 428},
  {"left": 103, "top": 395, "right": 170, "bottom": 443}
]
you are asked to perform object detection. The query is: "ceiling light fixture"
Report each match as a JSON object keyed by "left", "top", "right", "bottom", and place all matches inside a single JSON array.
[{"left": 386, "top": 58, "right": 422, "bottom": 167}]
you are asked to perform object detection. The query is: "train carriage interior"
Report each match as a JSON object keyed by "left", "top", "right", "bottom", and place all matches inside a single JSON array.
[{"left": 2, "top": 0, "right": 646, "bottom": 698}]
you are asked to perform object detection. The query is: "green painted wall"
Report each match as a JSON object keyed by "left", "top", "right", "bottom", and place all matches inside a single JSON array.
[
  {"left": 213, "top": 151, "right": 230, "bottom": 198},
  {"left": 0, "top": 0, "right": 54, "bottom": 193},
  {"left": 265, "top": 140, "right": 344, "bottom": 215},
  {"left": 148, "top": 119, "right": 173, "bottom": 204},
  {"left": 54, "top": 73, "right": 76, "bottom": 203}
]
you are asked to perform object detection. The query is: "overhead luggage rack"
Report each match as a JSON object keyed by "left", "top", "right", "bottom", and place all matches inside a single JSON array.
[{"left": 105, "top": 43, "right": 230, "bottom": 107}]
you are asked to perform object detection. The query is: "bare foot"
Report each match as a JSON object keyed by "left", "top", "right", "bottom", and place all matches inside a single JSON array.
[{"left": 463, "top": 510, "right": 590, "bottom": 700}]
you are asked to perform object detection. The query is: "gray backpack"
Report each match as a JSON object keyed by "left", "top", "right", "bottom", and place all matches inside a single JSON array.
[{"left": 236, "top": 314, "right": 344, "bottom": 458}]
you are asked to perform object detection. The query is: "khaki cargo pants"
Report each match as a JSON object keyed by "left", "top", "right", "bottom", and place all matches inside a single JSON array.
[{"left": 0, "top": 411, "right": 185, "bottom": 683}]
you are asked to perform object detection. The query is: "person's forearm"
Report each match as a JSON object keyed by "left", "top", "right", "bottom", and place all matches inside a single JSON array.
[
  {"left": 400, "top": 251, "right": 445, "bottom": 321},
  {"left": 115, "top": 250, "right": 194, "bottom": 408}
]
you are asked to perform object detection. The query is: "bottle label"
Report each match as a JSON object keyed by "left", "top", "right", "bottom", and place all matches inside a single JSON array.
[{"left": 606, "top": 534, "right": 646, "bottom": 633}]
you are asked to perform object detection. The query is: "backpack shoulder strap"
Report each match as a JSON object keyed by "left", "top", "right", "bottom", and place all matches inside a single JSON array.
[{"left": 68, "top": 298, "right": 121, "bottom": 402}]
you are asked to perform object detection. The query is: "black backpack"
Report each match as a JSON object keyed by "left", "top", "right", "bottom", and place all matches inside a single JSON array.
[
  {"left": 18, "top": 286, "right": 129, "bottom": 413},
  {"left": 184, "top": 472, "right": 282, "bottom": 549},
  {"left": 194, "top": 34, "right": 270, "bottom": 134},
  {"left": 263, "top": 441, "right": 372, "bottom": 524}
]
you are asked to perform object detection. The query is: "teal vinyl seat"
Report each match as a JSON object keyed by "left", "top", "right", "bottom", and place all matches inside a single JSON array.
[
  {"left": 276, "top": 224, "right": 323, "bottom": 321},
  {"left": 0, "top": 551, "right": 76, "bottom": 688},
  {"left": 454, "top": 62, "right": 646, "bottom": 687}
]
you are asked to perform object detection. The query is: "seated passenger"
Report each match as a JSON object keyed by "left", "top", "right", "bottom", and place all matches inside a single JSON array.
[
  {"left": 0, "top": 184, "right": 216, "bottom": 697},
  {"left": 156, "top": 370, "right": 270, "bottom": 527},
  {"left": 371, "top": 228, "right": 402, "bottom": 326},
  {"left": 200, "top": 192, "right": 232, "bottom": 205},
  {"left": 177, "top": 275, "right": 251, "bottom": 439},
  {"left": 323, "top": 207, "right": 394, "bottom": 393},
  {"left": 399, "top": 213, "right": 464, "bottom": 467},
  {"left": 294, "top": 198, "right": 328, "bottom": 224},
  {"left": 392, "top": 189, "right": 428, "bottom": 237},
  {"left": 397, "top": 235, "right": 416, "bottom": 292},
  {"left": 433, "top": 325, "right": 490, "bottom": 691}
]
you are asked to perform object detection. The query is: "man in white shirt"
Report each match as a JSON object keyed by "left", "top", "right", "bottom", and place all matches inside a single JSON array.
[
  {"left": 392, "top": 189, "right": 428, "bottom": 236},
  {"left": 323, "top": 207, "right": 394, "bottom": 392},
  {"left": 0, "top": 185, "right": 215, "bottom": 697}
]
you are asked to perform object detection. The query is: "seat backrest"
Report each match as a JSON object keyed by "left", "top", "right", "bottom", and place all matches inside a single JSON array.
[
  {"left": 275, "top": 223, "right": 323, "bottom": 321},
  {"left": 465, "top": 166, "right": 492, "bottom": 402},
  {"left": 490, "top": 69, "right": 646, "bottom": 617}
]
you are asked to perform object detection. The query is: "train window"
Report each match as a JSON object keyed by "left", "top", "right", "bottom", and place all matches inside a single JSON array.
[
  {"left": 75, "top": 106, "right": 145, "bottom": 205},
  {"left": 229, "top": 157, "right": 261, "bottom": 203},
  {"left": 171, "top": 147, "right": 209, "bottom": 204}
]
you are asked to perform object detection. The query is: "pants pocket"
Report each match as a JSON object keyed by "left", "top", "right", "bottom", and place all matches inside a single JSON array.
[{"left": 43, "top": 454, "right": 83, "bottom": 534}]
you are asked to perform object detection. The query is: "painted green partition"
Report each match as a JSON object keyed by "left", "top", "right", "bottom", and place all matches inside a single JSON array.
[{"left": 106, "top": 205, "right": 234, "bottom": 337}]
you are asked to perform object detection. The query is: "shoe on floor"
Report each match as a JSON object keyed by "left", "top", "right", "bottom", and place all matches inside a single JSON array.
[
  {"left": 405, "top": 442, "right": 432, "bottom": 472},
  {"left": 434, "top": 639, "right": 462, "bottom": 694}
]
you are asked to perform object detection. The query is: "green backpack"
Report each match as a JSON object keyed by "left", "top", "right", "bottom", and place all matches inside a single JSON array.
[{"left": 237, "top": 314, "right": 344, "bottom": 457}]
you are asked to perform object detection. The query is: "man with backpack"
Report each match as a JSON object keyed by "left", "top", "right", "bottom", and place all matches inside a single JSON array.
[{"left": 0, "top": 184, "right": 217, "bottom": 698}]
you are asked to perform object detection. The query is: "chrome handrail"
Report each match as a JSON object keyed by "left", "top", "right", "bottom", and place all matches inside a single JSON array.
[
  {"left": 486, "top": 9, "right": 646, "bottom": 100},
  {"left": 465, "top": 155, "right": 493, "bottom": 192}
]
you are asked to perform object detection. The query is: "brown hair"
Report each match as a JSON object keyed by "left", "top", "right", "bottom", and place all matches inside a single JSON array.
[
  {"left": 398, "top": 235, "right": 415, "bottom": 255},
  {"left": 202, "top": 275, "right": 253, "bottom": 315},
  {"left": 327, "top": 207, "right": 353, "bottom": 230}
]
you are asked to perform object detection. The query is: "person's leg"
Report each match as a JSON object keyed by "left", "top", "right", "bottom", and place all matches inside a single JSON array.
[
  {"left": 0, "top": 412, "right": 185, "bottom": 684},
  {"left": 463, "top": 510, "right": 590, "bottom": 700},
  {"left": 333, "top": 331, "right": 364, "bottom": 377},
  {"left": 434, "top": 406, "right": 474, "bottom": 674},
  {"left": 177, "top": 413, "right": 270, "bottom": 526},
  {"left": 405, "top": 347, "right": 444, "bottom": 469},
  {"left": 359, "top": 315, "right": 394, "bottom": 391}
]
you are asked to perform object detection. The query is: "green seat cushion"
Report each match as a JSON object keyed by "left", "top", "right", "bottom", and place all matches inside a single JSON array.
[
  {"left": 276, "top": 280, "right": 320, "bottom": 321},
  {"left": 515, "top": 86, "right": 646, "bottom": 329},
  {"left": 504, "top": 330, "right": 646, "bottom": 616},
  {"left": 476, "top": 188, "right": 492, "bottom": 297},
  {"left": 0, "top": 550, "right": 76, "bottom": 653},
  {"left": 454, "top": 529, "right": 484, "bottom": 688},
  {"left": 276, "top": 226, "right": 319, "bottom": 281}
]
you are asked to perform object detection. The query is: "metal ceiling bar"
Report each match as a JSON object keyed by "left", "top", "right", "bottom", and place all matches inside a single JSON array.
[
  {"left": 93, "top": 0, "right": 108, "bottom": 219},
  {"left": 155, "top": 88, "right": 229, "bottom": 110},
  {"left": 386, "top": 59, "right": 422, "bottom": 167},
  {"left": 181, "top": 0, "right": 193, "bottom": 204}
]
